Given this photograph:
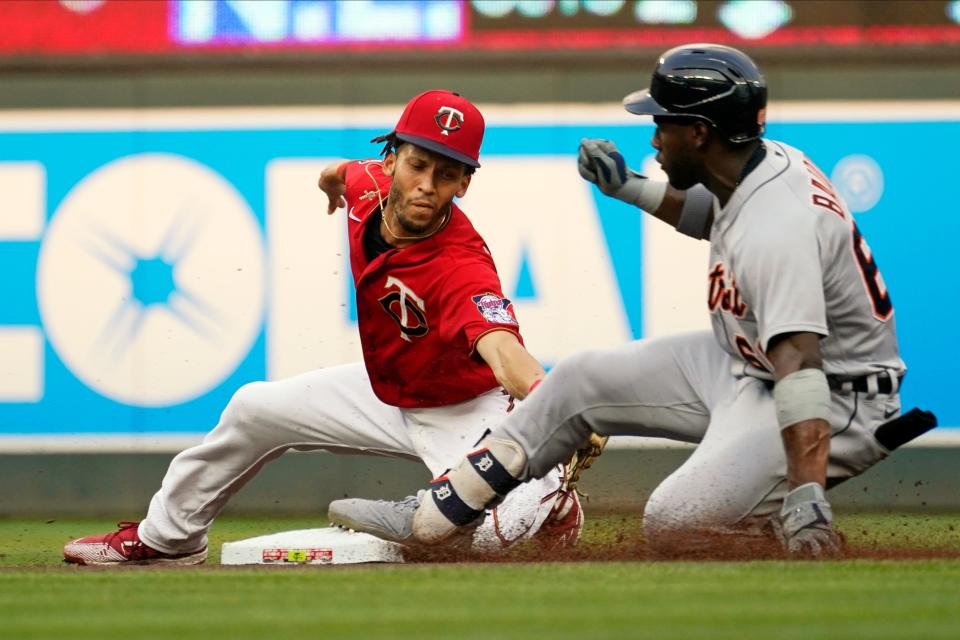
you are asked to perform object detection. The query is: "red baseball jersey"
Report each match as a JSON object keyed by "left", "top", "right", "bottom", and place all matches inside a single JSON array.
[{"left": 342, "top": 159, "right": 523, "bottom": 408}]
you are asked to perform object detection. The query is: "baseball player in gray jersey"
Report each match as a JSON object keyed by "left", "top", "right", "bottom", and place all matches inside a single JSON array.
[{"left": 408, "top": 44, "right": 937, "bottom": 557}]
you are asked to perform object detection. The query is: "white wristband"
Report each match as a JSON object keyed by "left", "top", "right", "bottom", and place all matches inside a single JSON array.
[
  {"left": 773, "top": 368, "right": 832, "bottom": 430},
  {"left": 628, "top": 175, "right": 667, "bottom": 213}
]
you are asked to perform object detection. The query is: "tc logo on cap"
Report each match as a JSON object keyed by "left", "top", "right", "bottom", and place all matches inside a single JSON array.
[
  {"left": 435, "top": 106, "right": 464, "bottom": 136},
  {"left": 383, "top": 90, "right": 484, "bottom": 167}
]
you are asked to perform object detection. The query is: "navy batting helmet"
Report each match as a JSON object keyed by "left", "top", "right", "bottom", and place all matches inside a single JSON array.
[{"left": 623, "top": 44, "right": 767, "bottom": 143}]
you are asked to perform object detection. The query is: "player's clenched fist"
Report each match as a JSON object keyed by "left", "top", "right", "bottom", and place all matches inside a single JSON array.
[
  {"left": 318, "top": 161, "right": 348, "bottom": 215},
  {"left": 578, "top": 138, "right": 627, "bottom": 189},
  {"left": 577, "top": 138, "right": 666, "bottom": 213}
]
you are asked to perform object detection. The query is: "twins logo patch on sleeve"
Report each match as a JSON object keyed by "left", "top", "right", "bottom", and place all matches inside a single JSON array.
[{"left": 472, "top": 294, "right": 518, "bottom": 325}]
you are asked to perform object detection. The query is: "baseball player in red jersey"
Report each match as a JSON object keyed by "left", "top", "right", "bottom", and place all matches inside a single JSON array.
[{"left": 63, "top": 90, "right": 580, "bottom": 565}]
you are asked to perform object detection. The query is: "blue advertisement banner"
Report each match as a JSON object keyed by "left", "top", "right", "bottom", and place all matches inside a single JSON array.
[{"left": 0, "top": 107, "right": 955, "bottom": 442}]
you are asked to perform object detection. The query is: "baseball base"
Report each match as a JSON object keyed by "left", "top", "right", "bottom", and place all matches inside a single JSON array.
[{"left": 220, "top": 527, "right": 405, "bottom": 565}]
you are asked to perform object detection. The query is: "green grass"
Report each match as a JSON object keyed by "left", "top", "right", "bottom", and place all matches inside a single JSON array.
[{"left": 1, "top": 513, "right": 959, "bottom": 639}]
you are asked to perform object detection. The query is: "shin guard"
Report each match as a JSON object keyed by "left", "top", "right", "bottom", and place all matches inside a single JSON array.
[{"left": 412, "top": 437, "right": 527, "bottom": 545}]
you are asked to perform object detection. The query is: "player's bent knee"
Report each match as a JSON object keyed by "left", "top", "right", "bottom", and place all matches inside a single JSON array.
[
  {"left": 643, "top": 486, "right": 747, "bottom": 553},
  {"left": 220, "top": 381, "right": 274, "bottom": 431},
  {"left": 642, "top": 503, "right": 706, "bottom": 553},
  {"left": 643, "top": 490, "right": 702, "bottom": 539},
  {"left": 642, "top": 495, "right": 676, "bottom": 535}
]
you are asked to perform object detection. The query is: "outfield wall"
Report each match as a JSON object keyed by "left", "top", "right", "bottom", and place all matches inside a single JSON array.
[
  {"left": 1, "top": 102, "right": 957, "bottom": 512},
  {"left": 2, "top": 446, "right": 957, "bottom": 516}
]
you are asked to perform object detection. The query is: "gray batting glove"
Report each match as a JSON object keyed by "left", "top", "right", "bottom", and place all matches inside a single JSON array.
[
  {"left": 773, "top": 482, "right": 842, "bottom": 558},
  {"left": 578, "top": 138, "right": 666, "bottom": 213}
]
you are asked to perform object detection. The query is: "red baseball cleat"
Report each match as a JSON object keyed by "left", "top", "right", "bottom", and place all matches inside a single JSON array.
[
  {"left": 534, "top": 489, "right": 584, "bottom": 550},
  {"left": 63, "top": 521, "right": 207, "bottom": 566}
]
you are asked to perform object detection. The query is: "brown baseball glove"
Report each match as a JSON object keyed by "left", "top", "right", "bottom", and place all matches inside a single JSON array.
[{"left": 564, "top": 432, "right": 609, "bottom": 497}]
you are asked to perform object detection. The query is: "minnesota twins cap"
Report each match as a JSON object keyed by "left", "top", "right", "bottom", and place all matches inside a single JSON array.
[{"left": 374, "top": 90, "right": 484, "bottom": 168}]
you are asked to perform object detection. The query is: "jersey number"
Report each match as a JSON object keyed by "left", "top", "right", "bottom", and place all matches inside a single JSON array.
[{"left": 851, "top": 222, "right": 893, "bottom": 320}]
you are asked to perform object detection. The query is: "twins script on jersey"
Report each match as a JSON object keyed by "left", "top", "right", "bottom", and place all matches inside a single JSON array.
[{"left": 704, "top": 140, "right": 904, "bottom": 379}]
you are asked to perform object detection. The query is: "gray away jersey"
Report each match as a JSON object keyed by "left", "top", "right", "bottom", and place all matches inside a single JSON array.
[{"left": 679, "top": 139, "right": 904, "bottom": 379}]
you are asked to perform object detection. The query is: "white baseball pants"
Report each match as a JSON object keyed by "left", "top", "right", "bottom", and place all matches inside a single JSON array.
[
  {"left": 138, "top": 363, "right": 561, "bottom": 554},
  {"left": 497, "top": 331, "right": 897, "bottom": 545}
]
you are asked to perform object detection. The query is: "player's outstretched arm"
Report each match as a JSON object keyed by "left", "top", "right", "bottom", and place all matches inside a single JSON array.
[
  {"left": 578, "top": 138, "right": 712, "bottom": 234},
  {"left": 767, "top": 331, "right": 841, "bottom": 557},
  {"left": 475, "top": 329, "right": 545, "bottom": 400},
  {"left": 578, "top": 139, "right": 714, "bottom": 238},
  {"left": 317, "top": 160, "right": 349, "bottom": 215}
]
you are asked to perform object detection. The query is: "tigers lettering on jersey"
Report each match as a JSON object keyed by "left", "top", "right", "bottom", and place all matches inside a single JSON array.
[
  {"left": 379, "top": 276, "right": 428, "bottom": 343},
  {"left": 707, "top": 262, "right": 747, "bottom": 318}
]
